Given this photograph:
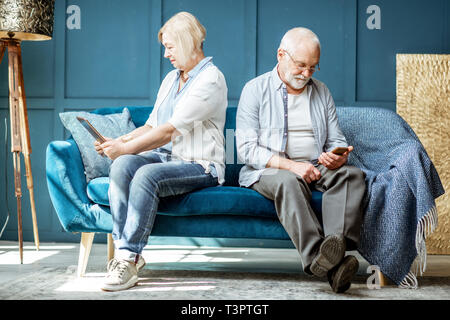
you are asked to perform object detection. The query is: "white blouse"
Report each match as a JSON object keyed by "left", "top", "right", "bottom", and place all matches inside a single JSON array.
[{"left": 146, "top": 65, "right": 228, "bottom": 185}]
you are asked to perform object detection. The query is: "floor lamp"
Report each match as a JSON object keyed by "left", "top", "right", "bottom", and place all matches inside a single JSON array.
[{"left": 0, "top": 0, "right": 55, "bottom": 263}]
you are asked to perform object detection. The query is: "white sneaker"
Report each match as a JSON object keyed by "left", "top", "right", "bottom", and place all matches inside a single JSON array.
[
  {"left": 106, "top": 257, "right": 119, "bottom": 272},
  {"left": 107, "top": 255, "right": 146, "bottom": 273},
  {"left": 136, "top": 255, "right": 146, "bottom": 272},
  {"left": 101, "top": 259, "right": 138, "bottom": 292}
]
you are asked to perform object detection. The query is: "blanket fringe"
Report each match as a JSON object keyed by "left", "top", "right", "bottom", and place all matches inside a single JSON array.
[{"left": 399, "top": 205, "right": 438, "bottom": 289}]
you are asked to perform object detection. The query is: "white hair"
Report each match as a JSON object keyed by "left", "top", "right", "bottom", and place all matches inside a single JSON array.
[
  {"left": 158, "top": 12, "right": 206, "bottom": 67},
  {"left": 279, "top": 27, "right": 321, "bottom": 53}
]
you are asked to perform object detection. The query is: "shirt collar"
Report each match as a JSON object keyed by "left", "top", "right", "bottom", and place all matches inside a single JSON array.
[
  {"left": 271, "top": 65, "right": 284, "bottom": 91},
  {"left": 180, "top": 56, "right": 213, "bottom": 79}
]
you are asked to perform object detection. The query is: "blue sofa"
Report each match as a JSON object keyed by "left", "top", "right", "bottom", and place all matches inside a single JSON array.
[
  {"left": 46, "top": 105, "right": 443, "bottom": 286},
  {"left": 46, "top": 105, "right": 323, "bottom": 276}
]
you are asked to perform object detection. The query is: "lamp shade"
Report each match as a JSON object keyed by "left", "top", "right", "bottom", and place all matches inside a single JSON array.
[{"left": 0, "top": 0, "right": 55, "bottom": 41}]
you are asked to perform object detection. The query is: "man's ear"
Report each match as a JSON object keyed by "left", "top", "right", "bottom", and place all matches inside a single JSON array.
[{"left": 276, "top": 48, "right": 284, "bottom": 63}]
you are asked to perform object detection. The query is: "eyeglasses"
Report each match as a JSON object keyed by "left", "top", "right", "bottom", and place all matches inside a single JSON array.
[{"left": 283, "top": 49, "right": 320, "bottom": 73}]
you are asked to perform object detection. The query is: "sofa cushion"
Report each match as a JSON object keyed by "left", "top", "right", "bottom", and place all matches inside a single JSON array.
[
  {"left": 91, "top": 106, "right": 153, "bottom": 128},
  {"left": 87, "top": 177, "right": 323, "bottom": 218},
  {"left": 59, "top": 108, "right": 136, "bottom": 182}
]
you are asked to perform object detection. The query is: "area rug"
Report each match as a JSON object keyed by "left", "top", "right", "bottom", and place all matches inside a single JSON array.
[{"left": 0, "top": 265, "right": 449, "bottom": 300}]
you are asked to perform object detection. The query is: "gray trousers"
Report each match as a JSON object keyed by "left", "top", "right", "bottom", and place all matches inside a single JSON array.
[{"left": 251, "top": 164, "right": 365, "bottom": 273}]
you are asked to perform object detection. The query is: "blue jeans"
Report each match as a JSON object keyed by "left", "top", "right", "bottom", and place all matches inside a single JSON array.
[{"left": 108, "top": 150, "right": 218, "bottom": 261}]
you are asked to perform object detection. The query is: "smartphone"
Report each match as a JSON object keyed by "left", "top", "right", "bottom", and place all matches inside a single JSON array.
[
  {"left": 76, "top": 116, "right": 106, "bottom": 143},
  {"left": 331, "top": 146, "right": 349, "bottom": 155}
]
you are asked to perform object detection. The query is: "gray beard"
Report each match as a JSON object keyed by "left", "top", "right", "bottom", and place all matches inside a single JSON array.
[{"left": 284, "top": 71, "right": 310, "bottom": 90}]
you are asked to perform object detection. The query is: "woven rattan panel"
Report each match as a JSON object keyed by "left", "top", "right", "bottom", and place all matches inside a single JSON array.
[{"left": 396, "top": 54, "right": 450, "bottom": 254}]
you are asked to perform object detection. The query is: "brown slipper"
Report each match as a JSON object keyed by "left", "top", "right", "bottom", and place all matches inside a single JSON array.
[
  {"left": 310, "top": 234, "right": 346, "bottom": 278},
  {"left": 327, "top": 255, "right": 359, "bottom": 293}
]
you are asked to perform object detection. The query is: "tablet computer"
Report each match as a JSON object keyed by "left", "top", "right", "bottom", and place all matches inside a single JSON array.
[{"left": 76, "top": 116, "right": 106, "bottom": 143}]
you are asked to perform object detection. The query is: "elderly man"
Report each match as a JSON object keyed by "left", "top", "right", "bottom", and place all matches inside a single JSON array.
[{"left": 236, "top": 28, "right": 366, "bottom": 293}]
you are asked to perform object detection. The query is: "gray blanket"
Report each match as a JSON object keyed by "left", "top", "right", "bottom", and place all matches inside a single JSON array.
[{"left": 337, "top": 106, "right": 445, "bottom": 288}]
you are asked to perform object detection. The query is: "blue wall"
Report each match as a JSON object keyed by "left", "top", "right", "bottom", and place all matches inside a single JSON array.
[{"left": 0, "top": 0, "right": 449, "bottom": 244}]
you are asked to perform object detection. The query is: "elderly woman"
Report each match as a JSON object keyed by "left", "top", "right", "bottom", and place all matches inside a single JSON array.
[{"left": 96, "top": 12, "right": 228, "bottom": 291}]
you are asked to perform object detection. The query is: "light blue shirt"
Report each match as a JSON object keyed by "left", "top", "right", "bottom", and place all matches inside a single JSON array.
[
  {"left": 236, "top": 65, "right": 348, "bottom": 187},
  {"left": 154, "top": 56, "right": 217, "bottom": 178}
]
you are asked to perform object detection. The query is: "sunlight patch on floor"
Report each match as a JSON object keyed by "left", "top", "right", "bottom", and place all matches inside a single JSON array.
[
  {"left": 55, "top": 276, "right": 105, "bottom": 292},
  {"left": 0, "top": 250, "right": 63, "bottom": 265},
  {"left": 0, "top": 243, "right": 76, "bottom": 265},
  {"left": 134, "top": 283, "right": 216, "bottom": 292},
  {"left": 141, "top": 248, "right": 248, "bottom": 264},
  {"left": 0, "top": 244, "right": 76, "bottom": 250},
  {"left": 54, "top": 274, "right": 217, "bottom": 293}
]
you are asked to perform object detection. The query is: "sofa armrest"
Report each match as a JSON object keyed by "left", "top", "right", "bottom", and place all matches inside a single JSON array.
[{"left": 46, "top": 139, "right": 112, "bottom": 233}]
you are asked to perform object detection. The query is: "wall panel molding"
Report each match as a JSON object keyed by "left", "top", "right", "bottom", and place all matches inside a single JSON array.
[
  {"left": 344, "top": 0, "right": 357, "bottom": 106},
  {"left": 444, "top": 0, "right": 449, "bottom": 52},
  {"left": 355, "top": 0, "right": 448, "bottom": 109},
  {"left": 0, "top": 99, "right": 55, "bottom": 110},
  {"left": 150, "top": 0, "right": 162, "bottom": 102},
  {"left": 64, "top": 0, "right": 153, "bottom": 100},
  {"left": 245, "top": 0, "right": 258, "bottom": 81}
]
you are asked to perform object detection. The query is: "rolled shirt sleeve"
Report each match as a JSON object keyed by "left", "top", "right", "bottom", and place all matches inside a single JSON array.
[
  {"left": 145, "top": 109, "right": 157, "bottom": 128},
  {"left": 323, "top": 86, "right": 348, "bottom": 152}
]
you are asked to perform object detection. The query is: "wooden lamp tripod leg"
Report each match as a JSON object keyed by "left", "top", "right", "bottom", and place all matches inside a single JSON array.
[
  {"left": 0, "top": 42, "right": 5, "bottom": 64},
  {"left": 12, "top": 152, "right": 23, "bottom": 263},
  {"left": 7, "top": 42, "right": 24, "bottom": 263},
  {"left": 17, "top": 58, "right": 40, "bottom": 251},
  {"left": 4, "top": 39, "right": 40, "bottom": 263}
]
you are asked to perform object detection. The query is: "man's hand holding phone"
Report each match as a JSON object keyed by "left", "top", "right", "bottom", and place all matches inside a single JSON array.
[{"left": 318, "top": 146, "right": 353, "bottom": 170}]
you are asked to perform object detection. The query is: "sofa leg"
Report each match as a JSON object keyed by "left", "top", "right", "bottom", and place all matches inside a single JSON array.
[
  {"left": 77, "top": 232, "right": 95, "bottom": 277},
  {"left": 107, "top": 233, "right": 114, "bottom": 262},
  {"left": 377, "top": 270, "right": 388, "bottom": 287}
]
